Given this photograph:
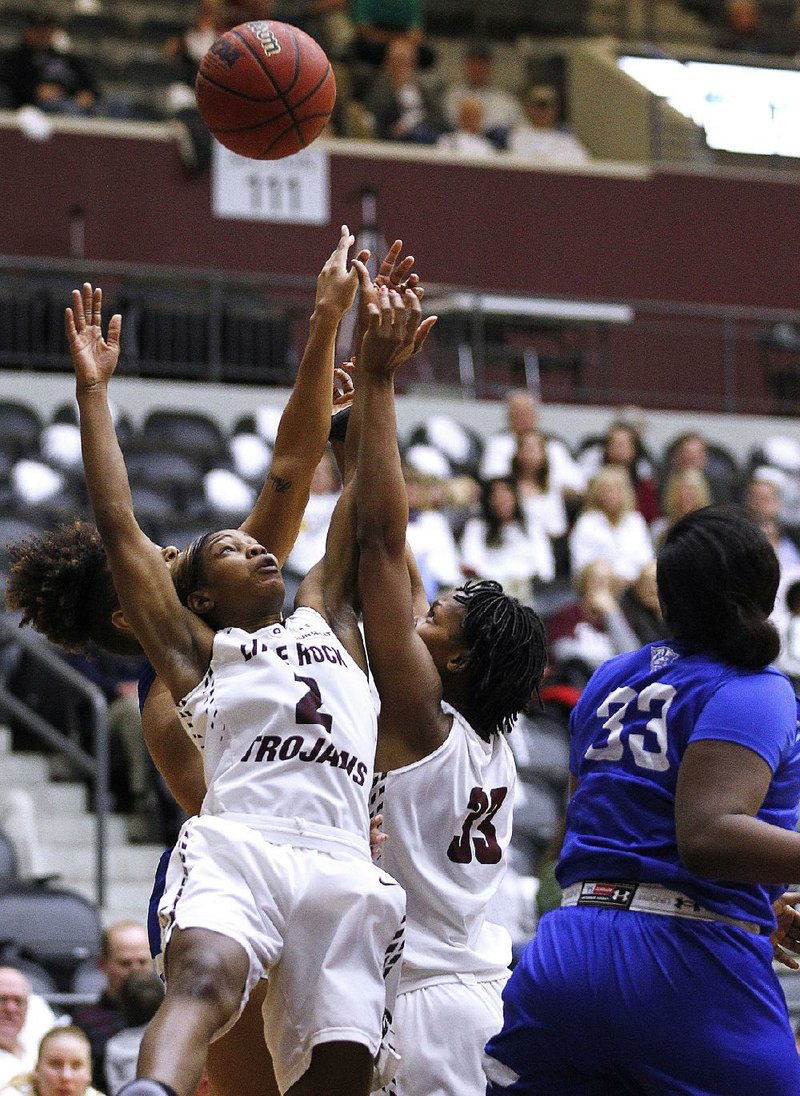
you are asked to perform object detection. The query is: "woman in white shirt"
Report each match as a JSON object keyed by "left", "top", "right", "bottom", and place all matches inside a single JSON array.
[
  {"left": 460, "top": 476, "right": 554, "bottom": 603},
  {"left": 510, "top": 429, "right": 568, "bottom": 540},
  {"left": 568, "top": 465, "right": 654, "bottom": 587}
]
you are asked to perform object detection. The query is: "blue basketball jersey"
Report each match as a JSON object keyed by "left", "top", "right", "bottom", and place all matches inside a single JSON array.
[{"left": 558, "top": 641, "right": 800, "bottom": 931}]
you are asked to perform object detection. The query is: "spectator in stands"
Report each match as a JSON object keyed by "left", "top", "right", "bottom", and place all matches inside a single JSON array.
[
  {"left": 403, "top": 464, "right": 462, "bottom": 598},
  {"left": 569, "top": 466, "right": 654, "bottom": 587},
  {"left": 460, "top": 476, "right": 555, "bottom": 602},
  {"left": 0, "top": 970, "right": 33, "bottom": 1089},
  {"left": 0, "top": 1025, "right": 104, "bottom": 1096},
  {"left": 665, "top": 430, "right": 738, "bottom": 503},
  {"left": 776, "top": 578, "right": 800, "bottom": 688},
  {"left": 363, "top": 36, "right": 443, "bottom": 143},
  {"left": 282, "top": 450, "right": 341, "bottom": 611},
  {"left": 103, "top": 972, "right": 164, "bottom": 1095},
  {"left": 0, "top": 790, "right": 43, "bottom": 880},
  {"left": 743, "top": 470, "right": 800, "bottom": 575},
  {"left": 442, "top": 44, "right": 522, "bottom": 149},
  {"left": 619, "top": 559, "right": 664, "bottom": 646},
  {"left": 437, "top": 97, "right": 498, "bottom": 157},
  {"left": 71, "top": 924, "right": 151, "bottom": 1095},
  {"left": 599, "top": 420, "right": 661, "bottom": 524},
  {"left": 650, "top": 467, "right": 711, "bottom": 548},
  {"left": 511, "top": 429, "right": 568, "bottom": 541},
  {"left": 3, "top": 12, "right": 129, "bottom": 120},
  {"left": 347, "top": 0, "right": 435, "bottom": 73},
  {"left": 508, "top": 84, "right": 590, "bottom": 166},
  {"left": 546, "top": 559, "right": 640, "bottom": 685},
  {"left": 481, "top": 389, "right": 586, "bottom": 501},
  {"left": 716, "top": 0, "right": 767, "bottom": 51}
]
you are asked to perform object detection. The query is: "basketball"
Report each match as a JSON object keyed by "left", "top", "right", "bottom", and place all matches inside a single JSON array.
[{"left": 195, "top": 20, "right": 336, "bottom": 161}]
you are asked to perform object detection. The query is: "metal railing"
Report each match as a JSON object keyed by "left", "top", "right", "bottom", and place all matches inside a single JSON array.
[{"left": 0, "top": 618, "right": 109, "bottom": 908}]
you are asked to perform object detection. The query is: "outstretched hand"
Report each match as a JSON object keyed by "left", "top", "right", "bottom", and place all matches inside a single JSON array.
[
  {"left": 771, "top": 892, "right": 800, "bottom": 969},
  {"left": 65, "top": 283, "right": 122, "bottom": 391},
  {"left": 353, "top": 259, "right": 436, "bottom": 377},
  {"left": 314, "top": 224, "right": 359, "bottom": 318}
]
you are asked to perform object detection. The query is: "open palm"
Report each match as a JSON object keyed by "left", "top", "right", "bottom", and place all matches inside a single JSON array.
[{"left": 65, "top": 282, "right": 122, "bottom": 388}]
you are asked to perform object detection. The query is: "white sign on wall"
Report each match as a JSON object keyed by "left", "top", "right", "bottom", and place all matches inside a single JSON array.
[{"left": 212, "top": 141, "right": 331, "bottom": 224}]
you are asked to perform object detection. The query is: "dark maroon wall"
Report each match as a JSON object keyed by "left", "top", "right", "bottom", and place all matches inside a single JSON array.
[{"left": 5, "top": 126, "right": 800, "bottom": 310}]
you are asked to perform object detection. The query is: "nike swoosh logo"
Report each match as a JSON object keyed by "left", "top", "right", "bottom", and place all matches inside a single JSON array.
[{"left": 379, "top": 878, "right": 399, "bottom": 886}]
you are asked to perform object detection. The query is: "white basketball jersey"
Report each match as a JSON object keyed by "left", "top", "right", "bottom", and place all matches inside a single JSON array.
[
  {"left": 178, "top": 607, "right": 376, "bottom": 850},
  {"left": 370, "top": 703, "right": 515, "bottom": 985}
]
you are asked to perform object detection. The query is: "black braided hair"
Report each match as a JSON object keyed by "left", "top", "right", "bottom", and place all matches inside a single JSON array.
[
  {"left": 452, "top": 579, "right": 548, "bottom": 736},
  {"left": 4, "top": 519, "right": 136, "bottom": 654}
]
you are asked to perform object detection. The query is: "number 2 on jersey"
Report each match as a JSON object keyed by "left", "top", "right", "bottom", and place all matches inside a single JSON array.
[
  {"left": 447, "top": 786, "right": 508, "bottom": 865},
  {"left": 585, "top": 682, "right": 676, "bottom": 771}
]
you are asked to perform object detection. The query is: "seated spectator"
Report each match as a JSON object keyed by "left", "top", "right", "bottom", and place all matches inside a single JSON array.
[
  {"left": 103, "top": 971, "right": 164, "bottom": 1095},
  {"left": 0, "top": 1026, "right": 104, "bottom": 1096},
  {"left": 4, "top": 12, "right": 129, "bottom": 119},
  {"left": 716, "top": 0, "right": 768, "bottom": 51},
  {"left": 743, "top": 470, "right": 800, "bottom": 575},
  {"left": 511, "top": 428, "right": 568, "bottom": 540},
  {"left": 776, "top": 578, "right": 800, "bottom": 689},
  {"left": 460, "top": 476, "right": 555, "bottom": 602},
  {"left": 650, "top": 467, "right": 711, "bottom": 548},
  {"left": 403, "top": 464, "right": 462, "bottom": 598},
  {"left": 442, "top": 44, "right": 522, "bottom": 149},
  {"left": 347, "top": 0, "right": 435, "bottom": 74},
  {"left": 569, "top": 466, "right": 654, "bottom": 587},
  {"left": 619, "top": 560, "right": 664, "bottom": 646},
  {"left": 437, "top": 97, "right": 497, "bottom": 158},
  {"left": 664, "top": 430, "right": 738, "bottom": 503},
  {"left": 599, "top": 420, "right": 661, "bottom": 524},
  {"left": 508, "top": 84, "right": 590, "bottom": 166},
  {"left": 363, "top": 37, "right": 443, "bottom": 143},
  {"left": 0, "top": 970, "right": 34, "bottom": 1089},
  {"left": 282, "top": 450, "right": 341, "bottom": 609},
  {"left": 70, "top": 923, "right": 151, "bottom": 1095},
  {"left": 546, "top": 559, "right": 640, "bottom": 684},
  {"left": 480, "top": 389, "right": 586, "bottom": 501},
  {"left": 0, "top": 790, "right": 43, "bottom": 880}
]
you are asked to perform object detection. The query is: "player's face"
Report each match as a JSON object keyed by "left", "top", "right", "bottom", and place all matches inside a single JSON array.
[
  {"left": 415, "top": 595, "right": 468, "bottom": 675},
  {"left": 200, "top": 529, "right": 285, "bottom": 623}
]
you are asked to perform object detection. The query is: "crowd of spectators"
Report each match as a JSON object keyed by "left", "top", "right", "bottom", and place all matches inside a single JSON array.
[
  {"left": 0, "top": 925, "right": 209, "bottom": 1096},
  {"left": 0, "top": 0, "right": 593, "bottom": 170}
]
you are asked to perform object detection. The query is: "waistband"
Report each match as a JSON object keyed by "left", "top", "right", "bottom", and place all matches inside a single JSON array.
[
  {"left": 200, "top": 812, "right": 371, "bottom": 859},
  {"left": 561, "top": 881, "right": 761, "bottom": 935},
  {"left": 398, "top": 970, "right": 510, "bottom": 994}
]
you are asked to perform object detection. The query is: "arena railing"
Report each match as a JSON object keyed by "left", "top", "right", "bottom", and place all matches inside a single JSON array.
[{"left": 0, "top": 617, "right": 109, "bottom": 909}]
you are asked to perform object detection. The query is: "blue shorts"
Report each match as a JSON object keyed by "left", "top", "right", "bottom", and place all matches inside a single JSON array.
[
  {"left": 484, "top": 907, "right": 800, "bottom": 1096},
  {"left": 147, "top": 847, "right": 172, "bottom": 963}
]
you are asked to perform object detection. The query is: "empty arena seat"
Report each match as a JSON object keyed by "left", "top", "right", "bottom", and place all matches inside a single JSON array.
[
  {"left": 0, "top": 401, "right": 41, "bottom": 460},
  {"left": 0, "top": 828, "right": 18, "bottom": 881},
  {"left": 140, "top": 409, "right": 226, "bottom": 466},
  {"left": 0, "top": 881, "right": 102, "bottom": 992}
]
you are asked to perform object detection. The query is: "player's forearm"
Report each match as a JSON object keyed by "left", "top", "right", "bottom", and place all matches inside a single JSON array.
[
  {"left": 355, "top": 373, "right": 407, "bottom": 556},
  {"left": 679, "top": 813, "right": 800, "bottom": 884},
  {"left": 271, "top": 305, "right": 338, "bottom": 472},
  {"left": 76, "top": 384, "right": 137, "bottom": 544}
]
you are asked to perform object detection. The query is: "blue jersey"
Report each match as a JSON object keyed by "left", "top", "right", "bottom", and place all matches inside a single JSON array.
[{"left": 558, "top": 641, "right": 800, "bottom": 931}]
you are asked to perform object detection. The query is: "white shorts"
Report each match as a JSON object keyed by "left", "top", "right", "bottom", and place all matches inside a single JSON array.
[
  {"left": 159, "top": 815, "right": 406, "bottom": 1093},
  {"left": 380, "top": 974, "right": 507, "bottom": 1096}
]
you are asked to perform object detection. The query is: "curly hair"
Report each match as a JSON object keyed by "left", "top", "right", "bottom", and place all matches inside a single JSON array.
[
  {"left": 453, "top": 579, "right": 548, "bottom": 736},
  {"left": 4, "top": 520, "right": 137, "bottom": 655}
]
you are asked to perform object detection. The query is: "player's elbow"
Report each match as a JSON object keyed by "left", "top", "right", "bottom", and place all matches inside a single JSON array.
[{"left": 676, "top": 819, "right": 727, "bottom": 877}]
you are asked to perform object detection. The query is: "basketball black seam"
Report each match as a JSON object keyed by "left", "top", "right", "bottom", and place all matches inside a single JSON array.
[
  {"left": 207, "top": 66, "right": 333, "bottom": 134},
  {"left": 231, "top": 26, "right": 304, "bottom": 148},
  {"left": 196, "top": 69, "right": 283, "bottom": 105}
]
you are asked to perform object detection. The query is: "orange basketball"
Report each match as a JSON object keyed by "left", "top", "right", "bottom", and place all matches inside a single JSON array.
[{"left": 196, "top": 20, "right": 336, "bottom": 160}]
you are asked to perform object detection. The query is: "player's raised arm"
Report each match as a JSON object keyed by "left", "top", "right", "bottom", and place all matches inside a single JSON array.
[
  {"left": 67, "top": 283, "right": 212, "bottom": 701},
  {"left": 353, "top": 273, "right": 442, "bottom": 760},
  {"left": 239, "top": 225, "right": 358, "bottom": 562}
]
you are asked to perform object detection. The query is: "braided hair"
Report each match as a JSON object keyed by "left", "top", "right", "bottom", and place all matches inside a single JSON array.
[
  {"left": 452, "top": 579, "right": 548, "bottom": 736},
  {"left": 5, "top": 520, "right": 135, "bottom": 654}
]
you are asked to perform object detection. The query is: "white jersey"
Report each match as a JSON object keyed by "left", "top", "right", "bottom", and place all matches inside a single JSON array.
[
  {"left": 370, "top": 703, "right": 515, "bottom": 985},
  {"left": 178, "top": 607, "right": 376, "bottom": 852}
]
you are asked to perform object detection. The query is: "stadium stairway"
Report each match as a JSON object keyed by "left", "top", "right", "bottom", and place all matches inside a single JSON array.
[{"left": 0, "top": 724, "right": 163, "bottom": 925}]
